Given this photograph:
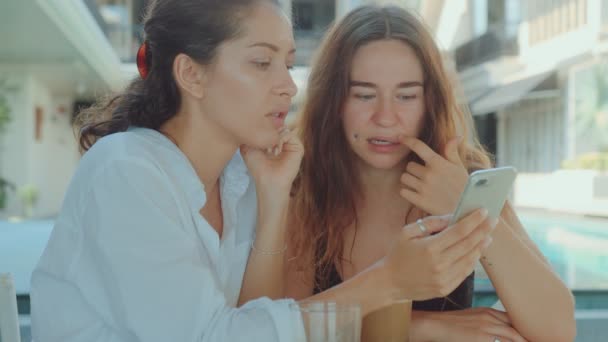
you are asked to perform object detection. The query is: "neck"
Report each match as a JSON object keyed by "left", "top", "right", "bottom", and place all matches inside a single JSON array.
[
  {"left": 356, "top": 158, "right": 412, "bottom": 218},
  {"left": 160, "top": 105, "right": 237, "bottom": 194}
]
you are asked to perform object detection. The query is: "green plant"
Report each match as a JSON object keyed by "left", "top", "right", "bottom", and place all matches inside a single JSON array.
[
  {"left": 562, "top": 152, "right": 608, "bottom": 171},
  {"left": 0, "top": 78, "right": 16, "bottom": 134},
  {"left": 575, "top": 63, "right": 608, "bottom": 152},
  {"left": 18, "top": 183, "right": 39, "bottom": 218},
  {"left": 0, "top": 177, "right": 15, "bottom": 210},
  {"left": 0, "top": 78, "right": 18, "bottom": 212}
]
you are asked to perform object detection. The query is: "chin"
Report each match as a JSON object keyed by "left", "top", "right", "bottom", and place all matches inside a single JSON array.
[
  {"left": 359, "top": 154, "right": 406, "bottom": 171},
  {"left": 243, "top": 133, "right": 279, "bottom": 150}
]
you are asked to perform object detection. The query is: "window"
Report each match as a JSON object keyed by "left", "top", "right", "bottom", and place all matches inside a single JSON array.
[{"left": 293, "top": 3, "right": 314, "bottom": 31}]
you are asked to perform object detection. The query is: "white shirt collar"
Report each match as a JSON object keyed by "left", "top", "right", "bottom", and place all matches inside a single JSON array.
[{"left": 130, "top": 127, "right": 251, "bottom": 213}]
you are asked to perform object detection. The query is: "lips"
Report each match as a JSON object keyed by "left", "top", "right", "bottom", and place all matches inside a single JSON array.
[
  {"left": 268, "top": 112, "right": 287, "bottom": 119},
  {"left": 367, "top": 137, "right": 400, "bottom": 145},
  {"left": 267, "top": 111, "right": 288, "bottom": 128}
]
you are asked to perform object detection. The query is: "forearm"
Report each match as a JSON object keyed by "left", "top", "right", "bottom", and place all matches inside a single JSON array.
[
  {"left": 482, "top": 219, "right": 575, "bottom": 342},
  {"left": 409, "top": 310, "right": 437, "bottom": 342},
  {"left": 304, "top": 262, "right": 400, "bottom": 317},
  {"left": 238, "top": 192, "right": 290, "bottom": 306}
]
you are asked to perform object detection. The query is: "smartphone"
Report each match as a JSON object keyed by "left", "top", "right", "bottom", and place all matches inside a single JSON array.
[{"left": 449, "top": 166, "right": 517, "bottom": 225}]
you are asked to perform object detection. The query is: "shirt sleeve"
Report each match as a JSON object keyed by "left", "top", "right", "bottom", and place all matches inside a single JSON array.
[{"left": 75, "top": 157, "right": 304, "bottom": 342}]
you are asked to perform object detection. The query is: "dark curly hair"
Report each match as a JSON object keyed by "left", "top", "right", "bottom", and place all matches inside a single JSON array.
[{"left": 76, "top": 0, "right": 280, "bottom": 152}]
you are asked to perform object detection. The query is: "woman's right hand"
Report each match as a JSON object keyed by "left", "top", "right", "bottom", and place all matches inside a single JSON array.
[
  {"left": 241, "top": 127, "right": 303, "bottom": 195},
  {"left": 381, "top": 209, "right": 495, "bottom": 301}
]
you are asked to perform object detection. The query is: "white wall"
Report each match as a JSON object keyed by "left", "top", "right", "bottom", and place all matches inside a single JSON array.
[
  {"left": 434, "top": 0, "right": 474, "bottom": 50},
  {"left": 0, "top": 70, "right": 29, "bottom": 218},
  {"left": 27, "top": 79, "right": 79, "bottom": 218},
  {"left": 0, "top": 68, "right": 79, "bottom": 218},
  {"left": 513, "top": 171, "right": 608, "bottom": 217},
  {"left": 499, "top": 95, "right": 564, "bottom": 173}
]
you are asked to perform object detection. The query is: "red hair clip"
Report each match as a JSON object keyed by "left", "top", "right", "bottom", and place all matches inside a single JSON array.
[{"left": 136, "top": 42, "right": 149, "bottom": 79}]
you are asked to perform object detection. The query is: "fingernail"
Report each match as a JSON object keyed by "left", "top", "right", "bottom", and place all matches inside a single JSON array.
[
  {"left": 483, "top": 237, "right": 493, "bottom": 248},
  {"left": 480, "top": 208, "right": 488, "bottom": 217},
  {"left": 273, "top": 147, "right": 279, "bottom": 156},
  {"left": 490, "top": 218, "right": 499, "bottom": 228}
]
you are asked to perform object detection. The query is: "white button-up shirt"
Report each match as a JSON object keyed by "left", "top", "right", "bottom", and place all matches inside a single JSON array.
[{"left": 31, "top": 128, "right": 304, "bottom": 342}]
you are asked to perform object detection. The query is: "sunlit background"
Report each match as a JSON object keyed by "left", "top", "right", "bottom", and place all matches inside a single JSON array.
[{"left": 0, "top": 0, "right": 607, "bottom": 341}]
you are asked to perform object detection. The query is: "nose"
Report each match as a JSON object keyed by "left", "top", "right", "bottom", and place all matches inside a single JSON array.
[
  {"left": 372, "top": 97, "right": 398, "bottom": 127},
  {"left": 274, "top": 68, "right": 298, "bottom": 98}
]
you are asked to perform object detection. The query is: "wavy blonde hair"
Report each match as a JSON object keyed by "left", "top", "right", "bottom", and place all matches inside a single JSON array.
[{"left": 290, "top": 5, "right": 492, "bottom": 289}]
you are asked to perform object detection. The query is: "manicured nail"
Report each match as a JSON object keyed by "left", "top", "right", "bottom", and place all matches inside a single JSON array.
[
  {"left": 480, "top": 208, "right": 488, "bottom": 217},
  {"left": 483, "top": 237, "right": 493, "bottom": 248}
]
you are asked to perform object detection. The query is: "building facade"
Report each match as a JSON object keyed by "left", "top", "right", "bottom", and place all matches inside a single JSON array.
[{"left": 425, "top": 0, "right": 608, "bottom": 215}]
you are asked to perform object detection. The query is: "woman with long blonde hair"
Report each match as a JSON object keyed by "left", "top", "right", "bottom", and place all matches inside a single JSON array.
[{"left": 288, "top": 5, "right": 575, "bottom": 342}]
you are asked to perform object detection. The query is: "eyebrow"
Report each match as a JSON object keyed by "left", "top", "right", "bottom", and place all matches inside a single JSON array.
[
  {"left": 248, "top": 42, "right": 296, "bottom": 54},
  {"left": 349, "top": 80, "right": 424, "bottom": 89}
]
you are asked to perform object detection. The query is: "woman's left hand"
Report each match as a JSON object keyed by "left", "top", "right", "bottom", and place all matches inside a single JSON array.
[
  {"left": 410, "top": 307, "right": 528, "bottom": 342},
  {"left": 241, "top": 127, "right": 304, "bottom": 197},
  {"left": 399, "top": 136, "right": 469, "bottom": 216}
]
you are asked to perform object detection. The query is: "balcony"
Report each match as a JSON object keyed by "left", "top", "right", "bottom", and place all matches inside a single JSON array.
[
  {"left": 85, "top": 0, "right": 145, "bottom": 64},
  {"left": 454, "top": 22, "right": 519, "bottom": 72}
]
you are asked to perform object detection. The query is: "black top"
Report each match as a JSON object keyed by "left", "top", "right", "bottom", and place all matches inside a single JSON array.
[{"left": 313, "top": 262, "right": 474, "bottom": 311}]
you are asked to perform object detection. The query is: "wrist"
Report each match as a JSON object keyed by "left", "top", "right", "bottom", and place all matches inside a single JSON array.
[
  {"left": 481, "top": 217, "right": 507, "bottom": 258},
  {"left": 256, "top": 190, "right": 290, "bottom": 218},
  {"left": 375, "top": 260, "right": 408, "bottom": 303},
  {"left": 256, "top": 185, "right": 290, "bottom": 203},
  {"left": 254, "top": 176, "right": 293, "bottom": 198}
]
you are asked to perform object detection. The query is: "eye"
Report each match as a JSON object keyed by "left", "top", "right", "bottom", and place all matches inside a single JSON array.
[
  {"left": 253, "top": 60, "right": 271, "bottom": 70},
  {"left": 354, "top": 94, "right": 376, "bottom": 101},
  {"left": 397, "top": 94, "right": 417, "bottom": 101}
]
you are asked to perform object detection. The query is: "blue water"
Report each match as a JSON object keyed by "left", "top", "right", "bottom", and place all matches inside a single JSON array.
[
  {"left": 0, "top": 219, "right": 53, "bottom": 295},
  {"left": 474, "top": 210, "right": 608, "bottom": 291},
  {"left": 519, "top": 211, "right": 608, "bottom": 290}
]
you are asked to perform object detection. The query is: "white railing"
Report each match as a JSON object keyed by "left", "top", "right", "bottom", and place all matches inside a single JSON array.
[
  {"left": 602, "top": 0, "right": 608, "bottom": 32},
  {"left": 524, "top": 0, "right": 588, "bottom": 47}
]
